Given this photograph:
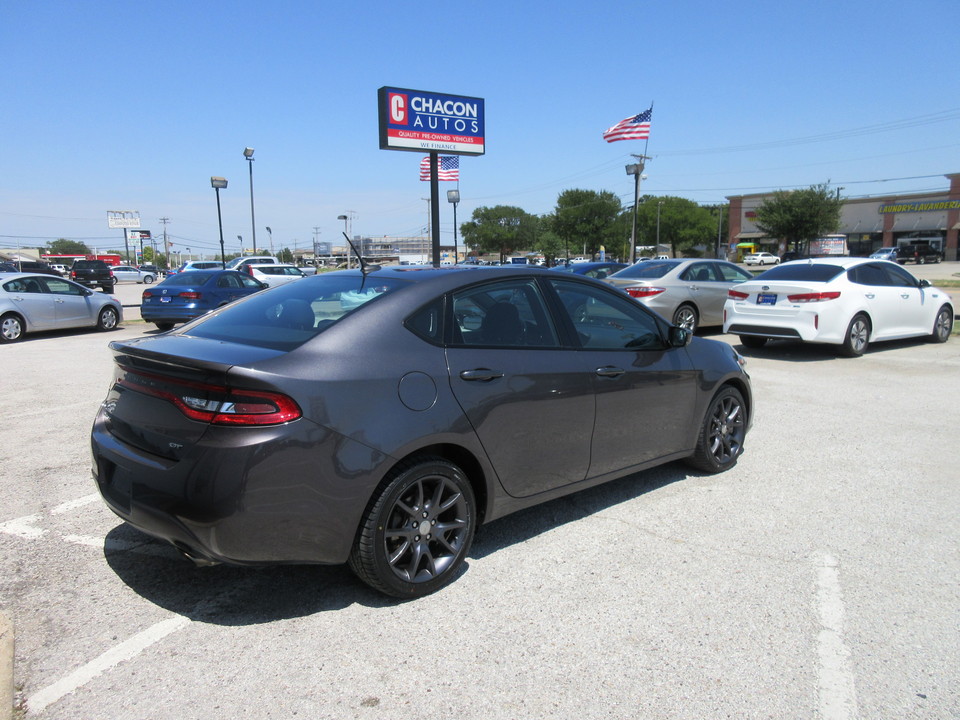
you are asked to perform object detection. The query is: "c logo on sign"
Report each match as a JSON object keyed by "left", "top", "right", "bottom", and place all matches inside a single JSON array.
[{"left": 389, "top": 93, "right": 408, "bottom": 124}]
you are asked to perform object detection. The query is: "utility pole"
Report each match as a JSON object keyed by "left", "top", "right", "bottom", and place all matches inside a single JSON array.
[{"left": 159, "top": 217, "right": 170, "bottom": 266}]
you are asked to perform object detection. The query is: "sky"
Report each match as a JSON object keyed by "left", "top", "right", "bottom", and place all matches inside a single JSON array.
[{"left": 2, "top": 0, "right": 959, "bottom": 259}]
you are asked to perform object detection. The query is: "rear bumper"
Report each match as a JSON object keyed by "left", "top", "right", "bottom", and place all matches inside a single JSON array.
[{"left": 90, "top": 408, "right": 387, "bottom": 566}]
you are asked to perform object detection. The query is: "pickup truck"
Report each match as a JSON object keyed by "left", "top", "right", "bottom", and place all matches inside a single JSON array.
[{"left": 70, "top": 260, "right": 115, "bottom": 291}]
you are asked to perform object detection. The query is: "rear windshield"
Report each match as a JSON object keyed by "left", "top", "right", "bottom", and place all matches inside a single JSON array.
[
  {"left": 162, "top": 272, "right": 215, "bottom": 286},
  {"left": 184, "top": 274, "right": 407, "bottom": 350},
  {"left": 607, "top": 261, "right": 677, "bottom": 279},
  {"left": 754, "top": 263, "right": 846, "bottom": 282}
]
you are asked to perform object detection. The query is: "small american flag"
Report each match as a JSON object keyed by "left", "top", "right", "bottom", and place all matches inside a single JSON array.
[
  {"left": 602, "top": 108, "right": 652, "bottom": 143},
  {"left": 420, "top": 155, "right": 460, "bottom": 181}
]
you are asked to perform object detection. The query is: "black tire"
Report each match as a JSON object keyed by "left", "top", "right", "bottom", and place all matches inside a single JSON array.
[
  {"left": 929, "top": 305, "right": 953, "bottom": 343},
  {"left": 1, "top": 312, "right": 25, "bottom": 343},
  {"left": 100, "top": 282, "right": 114, "bottom": 292},
  {"left": 918, "top": 256, "right": 926, "bottom": 265},
  {"left": 672, "top": 304, "right": 699, "bottom": 334},
  {"left": 349, "top": 457, "right": 476, "bottom": 598},
  {"left": 143, "top": 275, "right": 155, "bottom": 284},
  {"left": 97, "top": 306, "right": 119, "bottom": 331},
  {"left": 685, "top": 386, "right": 747, "bottom": 473},
  {"left": 739, "top": 335, "right": 767, "bottom": 349},
  {"left": 840, "top": 313, "right": 870, "bottom": 357},
  {"left": 155, "top": 322, "right": 174, "bottom": 331}
]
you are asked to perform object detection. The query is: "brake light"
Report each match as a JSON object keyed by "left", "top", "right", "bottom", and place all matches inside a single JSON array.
[
  {"left": 728, "top": 290, "right": 749, "bottom": 300},
  {"left": 787, "top": 291, "right": 841, "bottom": 303},
  {"left": 116, "top": 366, "right": 301, "bottom": 426},
  {"left": 624, "top": 286, "right": 666, "bottom": 299},
  {"left": 178, "top": 291, "right": 202, "bottom": 299}
]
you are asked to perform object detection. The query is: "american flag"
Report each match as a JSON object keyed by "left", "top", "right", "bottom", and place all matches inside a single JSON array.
[
  {"left": 419, "top": 155, "right": 460, "bottom": 181},
  {"left": 602, "top": 108, "right": 653, "bottom": 143}
]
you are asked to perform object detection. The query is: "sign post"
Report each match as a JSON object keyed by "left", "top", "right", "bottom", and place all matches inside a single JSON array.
[{"left": 378, "top": 87, "right": 484, "bottom": 266}]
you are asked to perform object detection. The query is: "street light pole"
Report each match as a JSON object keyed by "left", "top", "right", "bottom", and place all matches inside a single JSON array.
[
  {"left": 210, "top": 177, "right": 228, "bottom": 268},
  {"left": 266, "top": 226, "right": 273, "bottom": 256},
  {"left": 447, "top": 190, "right": 460, "bottom": 263},
  {"left": 625, "top": 155, "right": 650, "bottom": 263},
  {"left": 243, "top": 147, "right": 256, "bottom": 250}
]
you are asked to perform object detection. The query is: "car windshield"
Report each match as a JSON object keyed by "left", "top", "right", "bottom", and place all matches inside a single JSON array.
[
  {"left": 184, "top": 273, "right": 407, "bottom": 351},
  {"left": 753, "top": 263, "right": 846, "bottom": 282},
  {"left": 608, "top": 261, "right": 677, "bottom": 279}
]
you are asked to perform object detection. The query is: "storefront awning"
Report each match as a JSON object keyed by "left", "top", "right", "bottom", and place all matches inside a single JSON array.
[
  {"left": 735, "top": 232, "right": 766, "bottom": 239},
  {"left": 735, "top": 242, "right": 757, "bottom": 248}
]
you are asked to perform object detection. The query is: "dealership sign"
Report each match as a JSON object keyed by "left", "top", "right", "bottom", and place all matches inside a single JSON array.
[{"left": 378, "top": 87, "right": 485, "bottom": 156}]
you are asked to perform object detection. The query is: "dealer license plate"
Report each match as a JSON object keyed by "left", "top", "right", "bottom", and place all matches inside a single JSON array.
[
  {"left": 757, "top": 293, "right": 777, "bottom": 305},
  {"left": 160, "top": 296, "right": 171, "bottom": 303}
]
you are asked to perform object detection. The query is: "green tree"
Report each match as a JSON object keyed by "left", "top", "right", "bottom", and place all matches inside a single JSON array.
[
  {"left": 754, "top": 183, "right": 843, "bottom": 255},
  {"left": 277, "top": 247, "right": 294, "bottom": 263},
  {"left": 459, "top": 205, "right": 536, "bottom": 262},
  {"left": 47, "top": 238, "right": 90, "bottom": 255},
  {"left": 551, "top": 189, "right": 623, "bottom": 259},
  {"left": 633, "top": 196, "right": 718, "bottom": 257}
]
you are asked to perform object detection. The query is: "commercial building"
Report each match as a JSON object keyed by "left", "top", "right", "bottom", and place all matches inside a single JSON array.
[{"left": 727, "top": 172, "right": 960, "bottom": 261}]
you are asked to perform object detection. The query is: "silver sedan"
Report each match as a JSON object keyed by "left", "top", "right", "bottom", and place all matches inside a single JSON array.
[
  {"left": 110, "top": 265, "right": 156, "bottom": 284},
  {"left": 0, "top": 273, "right": 123, "bottom": 342},
  {"left": 605, "top": 259, "right": 754, "bottom": 333}
]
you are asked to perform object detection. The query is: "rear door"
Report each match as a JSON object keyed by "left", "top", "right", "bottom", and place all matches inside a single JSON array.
[{"left": 3, "top": 276, "right": 56, "bottom": 329}]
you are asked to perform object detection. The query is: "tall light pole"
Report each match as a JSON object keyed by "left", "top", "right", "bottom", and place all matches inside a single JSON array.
[
  {"left": 211, "top": 177, "right": 228, "bottom": 268},
  {"left": 447, "top": 190, "right": 460, "bottom": 263},
  {"left": 338, "top": 214, "right": 350, "bottom": 267},
  {"left": 656, "top": 201, "right": 663, "bottom": 252},
  {"left": 265, "top": 226, "right": 273, "bottom": 256},
  {"left": 237, "top": 235, "right": 243, "bottom": 258},
  {"left": 243, "top": 147, "right": 256, "bottom": 250},
  {"left": 625, "top": 156, "right": 649, "bottom": 263}
]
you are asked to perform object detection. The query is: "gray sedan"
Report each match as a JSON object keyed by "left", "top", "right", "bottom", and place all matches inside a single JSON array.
[
  {"left": 91, "top": 266, "right": 751, "bottom": 598},
  {"left": 110, "top": 265, "right": 156, "bottom": 284},
  {"left": 605, "top": 259, "right": 754, "bottom": 333},
  {"left": 0, "top": 273, "right": 122, "bottom": 342}
]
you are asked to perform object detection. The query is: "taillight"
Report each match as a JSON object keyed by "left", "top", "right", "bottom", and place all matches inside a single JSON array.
[
  {"left": 787, "top": 291, "right": 841, "bottom": 303},
  {"left": 142, "top": 290, "right": 152, "bottom": 299},
  {"left": 728, "top": 290, "right": 749, "bottom": 300},
  {"left": 624, "top": 286, "right": 666, "bottom": 299},
  {"left": 178, "top": 291, "right": 202, "bottom": 299},
  {"left": 116, "top": 366, "right": 301, "bottom": 426}
]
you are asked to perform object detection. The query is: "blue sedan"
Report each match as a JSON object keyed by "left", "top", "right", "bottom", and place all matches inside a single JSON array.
[
  {"left": 141, "top": 270, "right": 266, "bottom": 330},
  {"left": 551, "top": 261, "right": 628, "bottom": 279}
]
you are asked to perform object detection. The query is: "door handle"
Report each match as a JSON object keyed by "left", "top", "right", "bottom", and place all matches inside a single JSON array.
[
  {"left": 864, "top": 293, "right": 875, "bottom": 299},
  {"left": 459, "top": 369, "right": 504, "bottom": 382},
  {"left": 595, "top": 366, "right": 625, "bottom": 378}
]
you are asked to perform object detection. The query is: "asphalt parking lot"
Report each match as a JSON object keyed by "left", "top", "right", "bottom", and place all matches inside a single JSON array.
[{"left": 1, "top": 266, "right": 958, "bottom": 719}]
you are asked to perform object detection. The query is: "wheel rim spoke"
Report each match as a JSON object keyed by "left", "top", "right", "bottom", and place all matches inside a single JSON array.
[
  {"left": 383, "top": 473, "right": 469, "bottom": 584},
  {"left": 708, "top": 397, "right": 743, "bottom": 463}
]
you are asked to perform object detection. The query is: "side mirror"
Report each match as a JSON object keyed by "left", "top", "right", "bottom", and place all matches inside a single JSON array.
[
  {"left": 919, "top": 279, "right": 931, "bottom": 288},
  {"left": 669, "top": 326, "right": 692, "bottom": 347}
]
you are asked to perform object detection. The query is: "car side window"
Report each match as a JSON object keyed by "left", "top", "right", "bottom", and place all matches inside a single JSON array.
[
  {"left": 848, "top": 264, "right": 889, "bottom": 287},
  {"left": 680, "top": 263, "right": 715, "bottom": 282},
  {"left": 239, "top": 275, "right": 264, "bottom": 289},
  {"left": 450, "top": 279, "right": 559, "bottom": 348},
  {"left": 20, "top": 277, "right": 47, "bottom": 293},
  {"left": 883, "top": 263, "right": 920, "bottom": 288},
  {"left": 218, "top": 274, "right": 241, "bottom": 289},
  {"left": 716, "top": 263, "right": 754, "bottom": 282},
  {"left": 548, "top": 279, "right": 666, "bottom": 350},
  {"left": 41, "top": 278, "right": 84, "bottom": 295}
]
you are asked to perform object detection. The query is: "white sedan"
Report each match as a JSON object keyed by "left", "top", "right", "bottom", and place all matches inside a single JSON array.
[
  {"left": 248, "top": 264, "right": 308, "bottom": 287},
  {"left": 723, "top": 258, "right": 953, "bottom": 356},
  {"left": 743, "top": 252, "right": 780, "bottom": 266}
]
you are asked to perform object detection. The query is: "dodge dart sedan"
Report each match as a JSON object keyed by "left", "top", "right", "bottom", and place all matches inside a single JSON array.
[{"left": 92, "top": 266, "right": 752, "bottom": 597}]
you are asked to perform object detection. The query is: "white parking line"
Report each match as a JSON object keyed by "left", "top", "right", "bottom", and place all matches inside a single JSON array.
[
  {"left": 27, "top": 616, "right": 191, "bottom": 714},
  {"left": 816, "top": 553, "right": 860, "bottom": 720},
  {"left": 51, "top": 493, "right": 100, "bottom": 514},
  {"left": 0, "top": 515, "right": 45, "bottom": 539}
]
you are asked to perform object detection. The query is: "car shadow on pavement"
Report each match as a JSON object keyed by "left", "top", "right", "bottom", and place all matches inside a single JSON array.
[
  {"left": 102, "top": 462, "right": 693, "bottom": 619},
  {"left": 732, "top": 336, "right": 943, "bottom": 361}
]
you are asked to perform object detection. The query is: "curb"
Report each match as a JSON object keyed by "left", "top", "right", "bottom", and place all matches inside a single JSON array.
[{"left": 0, "top": 611, "right": 12, "bottom": 720}]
